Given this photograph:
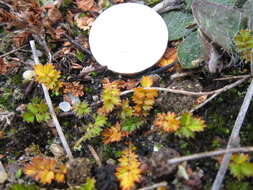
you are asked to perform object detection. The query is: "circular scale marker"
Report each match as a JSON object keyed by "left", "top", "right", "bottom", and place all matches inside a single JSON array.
[{"left": 89, "top": 3, "right": 168, "bottom": 74}]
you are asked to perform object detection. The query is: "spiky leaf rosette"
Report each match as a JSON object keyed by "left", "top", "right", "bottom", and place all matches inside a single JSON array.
[
  {"left": 176, "top": 112, "right": 205, "bottom": 138},
  {"left": 99, "top": 82, "right": 121, "bottom": 114},
  {"left": 72, "top": 101, "right": 90, "bottom": 118},
  {"left": 115, "top": 147, "right": 142, "bottom": 190},
  {"left": 23, "top": 156, "right": 67, "bottom": 184},
  {"left": 234, "top": 29, "right": 253, "bottom": 62},
  {"left": 132, "top": 88, "right": 158, "bottom": 116},
  {"left": 140, "top": 76, "right": 154, "bottom": 87},
  {"left": 34, "top": 64, "right": 63, "bottom": 92},
  {"left": 102, "top": 123, "right": 122, "bottom": 144},
  {"left": 229, "top": 154, "right": 253, "bottom": 180},
  {"left": 154, "top": 112, "right": 180, "bottom": 132},
  {"left": 63, "top": 82, "right": 84, "bottom": 97}
]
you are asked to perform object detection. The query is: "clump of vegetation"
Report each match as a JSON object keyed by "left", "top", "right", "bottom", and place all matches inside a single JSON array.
[
  {"left": 234, "top": 30, "right": 253, "bottom": 62},
  {"left": 115, "top": 146, "right": 142, "bottom": 190},
  {"left": 34, "top": 63, "right": 63, "bottom": 93},
  {"left": 22, "top": 97, "right": 50, "bottom": 123},
  {"left": 229, "top": 153, "right": 253, "bottom": 180},
  {"left": 23, "top": 156, "right": 67, "bottom": 184},
  {"left": 72, "top": 101, "right": 90, "bottom": 118}
]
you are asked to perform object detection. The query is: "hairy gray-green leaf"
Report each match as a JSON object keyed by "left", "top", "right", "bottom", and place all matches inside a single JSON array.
[
  {"left": 185, "top": 0, "right": 236, "bottom": 10},
  {"left": 177, "top": 32, "right": 203, "bottom": 69},
  {"left": 192, "top": 0, "right": 246, "bottom": 51},
  {"left": 162, "top": 11, "right": 194, "bottom": 41}
]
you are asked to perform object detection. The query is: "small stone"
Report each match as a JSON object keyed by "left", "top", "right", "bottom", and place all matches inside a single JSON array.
[
  {"left": 50, "top": 144, "right": 64, "bottom": 158},
  {"left": 59, "top": 101, "right": 71, "bottom": 112},
  {"left": 0, "top": 161, "right": 8, "bottom": 184},
  {"left": 22, "top": 70, "right": 35, "bottom": 80}
]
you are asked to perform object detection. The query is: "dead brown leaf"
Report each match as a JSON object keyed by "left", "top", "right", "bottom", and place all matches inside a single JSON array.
[
  {"left": 75, "top": 14, "right": 95, "bottom": 31},
  {"left": 0, "top": 58, "right": 17, "bottom": 75},
  {"left": 76, "top": 0, "right": 96, "bottom": 11},
  {"left": 12, "top": 31, "right": 30, "bottom": 47},
  {"left": 48, "top": 7, "right": 62, "bottom": 24}
]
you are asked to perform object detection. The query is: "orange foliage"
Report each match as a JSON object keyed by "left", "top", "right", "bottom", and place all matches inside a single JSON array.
[
  {"left": 140, "top": 76, "right": 154, "bottom": 88},
  {"left": 63, "top": 82, "right": 84, "bottom": 97},
  {"left": 158, "top": 48, "right": 177, "bottom": 68},
  {"left": 99, "top": 81, "right": 121, "bottom": 114},
  {"left": 102, "top": 123, "right": 123, "bottom": 144},
  {"left": 115, "top": 147, "right": 142, "bottom": 190},
  {"left": 132, "top": 88, "right": 158, "bottom": 116},
  {"left": 23, "top": 157, "right": 67, "bottom": 184},
  {"left": 154, "top": 112, "right": 180, "bottom": 132}
]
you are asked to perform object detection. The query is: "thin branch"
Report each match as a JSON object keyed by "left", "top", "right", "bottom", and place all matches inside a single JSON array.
[
  {"left": 213, "top": 74, "right": 250, "bottom": 81},
  {"left": 120, "top": 76, "right": 249, "bottom": 96},
  {"left": 87, "top": 145, "right": 102, "bottom": 167},
  {"left": 212, "top": 78, "right": 253, "bottom": 190},
  {"left": 0, "top": 45, "right": 28, "bottom": 58},
  {"left": 138, "top": 182, "right": 168, "bottom": 190},
  {"left": 30, "top": 40, "right": 73, "bottom": 160},
  {"left": 168, "top": 146, "right": 253, "bottom": 165}
]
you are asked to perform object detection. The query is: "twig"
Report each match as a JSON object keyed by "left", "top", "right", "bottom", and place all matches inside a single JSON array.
[
  {"left": 63, "top": 33, "right": 92, "bottom": 56},
  {"left": 78, "top": 65, "right": 107, "bottom": 78},
  {"left": 168, "top": 146, "right": 253, "bottom": 165},
  {"left": 30, "top": 40, "right": 73, "bottom": 160},
  {"left": 32, "top": 34, "right": 52, "bottom": 63},
  {"left": 152, "top": 0, "right": 183, "bottom": 13},
  {"left": 24, "top": 79, "right": 36, "bottom": 98},
  {"left": 211, "top": 78, "right": 253, "bottom": 190},
  {"left": 138, "top": 182, "right": 168, "bottom": 190},
  {"left": 87, "top": 145, "right": 102, "bottom": 167},
  {"left": 213, "top": 74, "right": 250, "bottom": 81},
  {"left": 120, "top": 76, "right": 249, "bottom": 96},
  {"left": 0, "top": 45, "right": 28, "bottom": 58}
]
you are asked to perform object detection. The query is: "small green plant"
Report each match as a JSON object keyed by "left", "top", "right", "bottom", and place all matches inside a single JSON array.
[
  {"left": 73, "top": 101, "right": 90, "bottom": 118},
  {"left": 234, "top": 29, "right": 253, "bottom": 62},
  {"left": 22, "top": 97, "right": 50, "bottom": 123},
  {"left": 74, "top": 178, "right": 96, "bottom": 190},
  {"left": 121, "top": 117, "right": 143, "bottom": 132},
  {"left": 74, "top": 114, "right": 107, "bottom": 149},
  {"left": 176, "top": 112, "right": 205, "bottom": 138},
  {"left": 8, "top": 184, "right": 39, "bottom": 190},
  {"left": 229, "top": 153, "right": 253, "bottom": 180}
]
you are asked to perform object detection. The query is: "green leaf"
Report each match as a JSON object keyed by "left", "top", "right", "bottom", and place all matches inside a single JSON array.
[
  {"left": 121, "top": 117, "right": 143, "bottom": 132},
  {"left": 75, "top": 178, "right": 96, "bottom": 190},
  {"left": 185, "top": 0, "right": 236, "bottom": 10},
  {"left": 176, "top": 112, "right": 205, "bottom": 138},
  {"left": 23, "top": 112, "right": 35, "bottom": 123},
  {"left": 177, "top": 31, "right": 204, "bottom": 69},
  {"left": 162, "top": 11, "right": 194, "bottom": 41},
  {"left": 8, "top": 184, "right": 39, "bottom": 190},
  {"left": 27, "top": 104, "right": 38, "bottom": 114},
  {"left": 94, "top": 114, "right": 107, "bottom": 127}
]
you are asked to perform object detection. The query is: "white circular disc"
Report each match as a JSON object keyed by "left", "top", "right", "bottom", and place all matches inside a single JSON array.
[{"left": 89, "top": 3, "right": 168, "bottom": 74}]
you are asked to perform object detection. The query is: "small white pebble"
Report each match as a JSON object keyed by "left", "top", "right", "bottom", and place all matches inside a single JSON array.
[
  {"left": 22, "top": 70, "right": 35, "bottom": 80},
  {"left": 59, "top": 101, "right": 71, "bottom": 112}
]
